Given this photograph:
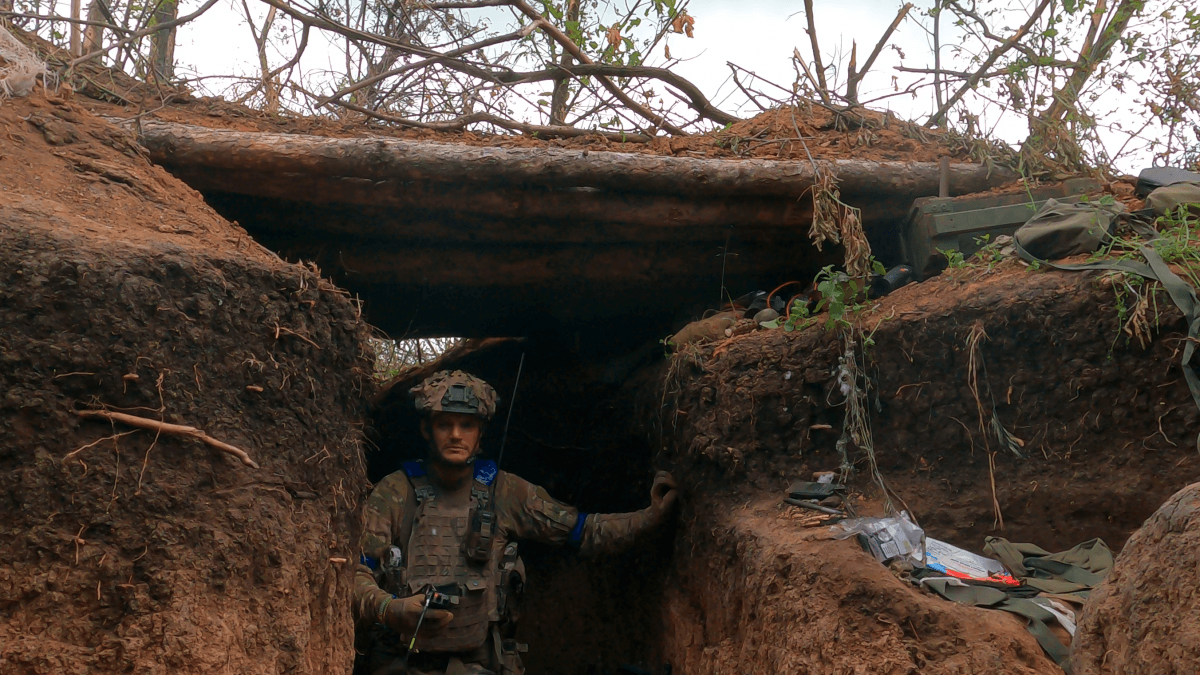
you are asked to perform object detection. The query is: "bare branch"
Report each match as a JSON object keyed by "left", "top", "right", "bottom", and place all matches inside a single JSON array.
[
  {"left": 317, "top": 22, "right": 538, "bottom": 108},
  {"left": 68, "top": 0, "right": 220, "bottom": 68},
  {"left": 507, "top": 0, "right": 684, "bottom": 135},
  {"left": 925, "top": 0, "right": 1054, "bottom": 128},
  {"left": 845, "top": 2, "right": 912, "bottom": 103},
  {"left": 329, "top": 99, "right": 653, "bottom": 142},
  {"left": 801, "top": 0, "right": 830, "bottom": 104},
  {"left": 507, "top": 63, "right": 739, "bottom": 125}
]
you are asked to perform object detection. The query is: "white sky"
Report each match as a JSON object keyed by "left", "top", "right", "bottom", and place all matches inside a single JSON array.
[
  {"left": 174, "top": 0, "right": 957, "bottom": 122},
  {"left": 169, "top": 0, "right": 1161, "bottom": 171}
]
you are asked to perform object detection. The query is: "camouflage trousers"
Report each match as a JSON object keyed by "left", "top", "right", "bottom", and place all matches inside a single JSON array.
[{"left": 361, "top": 624, "right": 525, "bottom": 675}]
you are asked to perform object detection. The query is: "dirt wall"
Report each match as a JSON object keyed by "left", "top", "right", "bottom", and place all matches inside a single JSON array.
[
  {"left": 1072, "top": 481, "right": 1200, "bottom": 674},
  {"left": 0, "top": 92, "right": 374, "bottom": 674},
  {"left": 656, "top": 266, "right": 1200, "bottom": 553},
  {"left": 645, "top": 263, "right": 1200, "bottom": 673}
]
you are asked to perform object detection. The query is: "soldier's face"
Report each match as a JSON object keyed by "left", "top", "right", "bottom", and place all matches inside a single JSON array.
[{"left": 423, "top": 412, "right": 483, "bottom": 466}]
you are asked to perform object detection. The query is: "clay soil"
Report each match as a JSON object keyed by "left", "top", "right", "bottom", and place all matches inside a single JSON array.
[
  {"left": 1072, "top": 480, "right": 1200, "bottom": 674},
  {"left": 0, "top": 89, "right": 375, "bottom": 674},
  {"left": 644, "top": 259, "right": 1200, "bottom": 673}
]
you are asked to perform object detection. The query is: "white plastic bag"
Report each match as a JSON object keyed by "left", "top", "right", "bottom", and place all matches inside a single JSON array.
[
  {"left": 0, "top": 26, "right": 46, "bottom": 100},
  {"left": 832, "top": 511, "right": 925, "bottom": 565}
]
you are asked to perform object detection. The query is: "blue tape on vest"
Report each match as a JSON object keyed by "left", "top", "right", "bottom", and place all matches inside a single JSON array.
[
  {"left": 360, "top": 554, "right": 378, "bottom": 570},
  {"left": 570, "top": 513, "right": 588, "bottom": 545},
  {"left": 474, "top": 460, "right": 497, "bottom": 486},
  {"left": 402, "top": 460, "right": 426, "bottom": 477}
]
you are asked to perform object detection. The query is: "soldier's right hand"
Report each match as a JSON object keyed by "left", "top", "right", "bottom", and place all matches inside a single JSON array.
[{"left": 382, "top": 595, "right": 454, "bottom": 634}]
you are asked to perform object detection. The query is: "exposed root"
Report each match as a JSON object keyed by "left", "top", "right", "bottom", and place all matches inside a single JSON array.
[
  {"left": 988, "top": 450, "right": 1004, "bottom": 530},
  {"left": 966, "top": 323, "right": 1025, "bottom": 457},
  {"left": 836, "top": 329, "right": 896, "bottom": 515},
  {"left": 274, "top": 322, "right": 322, "bottom": 350},
  {"left": 76, "top": 410, "right": 260, "bottom": 469},
  {"left": 63, "top": 430, "right": 139, "bottom": 465},
  {"left": 966, "top": 324, "right": 990, "bottom": 435},
  {"left": 1123, "top": 280, "right": 1154, "bottom": 349}
]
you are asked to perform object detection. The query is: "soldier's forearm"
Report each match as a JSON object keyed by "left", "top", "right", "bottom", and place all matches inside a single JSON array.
[
  {"left": 353, "top": 564, "right": 394, "bottom": 630},
  {"left": 578, "top": 506, "right": 664, "bottom": 555}
]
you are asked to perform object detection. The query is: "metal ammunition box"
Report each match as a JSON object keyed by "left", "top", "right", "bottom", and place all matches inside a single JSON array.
[{"left": 902, "top": 178, "right": 1104, "bottom": 278}]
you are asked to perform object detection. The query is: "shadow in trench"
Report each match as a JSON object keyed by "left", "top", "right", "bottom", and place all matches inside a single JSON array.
[{"left": 365, "top": 335, "right": 676, "bottom": 675}]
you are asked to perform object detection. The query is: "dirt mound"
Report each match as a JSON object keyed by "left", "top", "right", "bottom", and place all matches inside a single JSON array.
[
  {"left": 0, "top": 90, "right": 374, "bottom": 674},
  {"left": 656, "top": 262, "right": 1200, "bottom": 552},
  {"left": 1071, "top": 481, "right": 1200, "bottom": 674},
  {"left": 664, "top": 496, "right": 1058, "bottom": 674},
  {"left": 83, "top": 94, "right": 969, "bottom": 164},
  {"left": 639, "top": 257, "right": 1200, "bottom": 672}
]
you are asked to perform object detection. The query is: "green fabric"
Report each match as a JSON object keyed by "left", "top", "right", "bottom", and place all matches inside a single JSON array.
[
  {"left": 922, "top": 579, "right": 1072, "bottom": 671},
  {"left": 1014, "top": 210, "right": 1200, "bottom": 451},
  {"left": 1014, "top": 198, "right": 1123, "bottom": 260},
  {"left": 982, "top": 536, "right": 1112, "bottom": 594},
  {"left": 1146, "top": 182, "right": 1200, "bottom": 217},
  {"left": 981, "top": 538, "right": 1050, "bottom": 577}
]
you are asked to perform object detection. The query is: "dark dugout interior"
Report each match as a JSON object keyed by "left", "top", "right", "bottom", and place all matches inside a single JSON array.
[{"left": 366, "top": 335, "right": 677, "bottom": 674}]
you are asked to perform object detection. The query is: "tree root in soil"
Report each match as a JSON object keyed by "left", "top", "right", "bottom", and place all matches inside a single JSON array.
[{"left": 75, "top": 409, "right": 260, "bottom": 469}]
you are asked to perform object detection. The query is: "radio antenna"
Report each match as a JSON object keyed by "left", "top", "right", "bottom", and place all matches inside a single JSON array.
[{"left": 494, "top": 352, "right": 525, "bottom": 473}]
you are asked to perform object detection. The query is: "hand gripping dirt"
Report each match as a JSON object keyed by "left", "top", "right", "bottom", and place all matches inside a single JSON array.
[{"left": 409, "top": 370, "right": 499, "bottom": 420}]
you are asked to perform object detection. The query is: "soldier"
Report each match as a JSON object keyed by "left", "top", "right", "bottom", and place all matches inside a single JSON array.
[{"left": 354, "top": 370, "right": 678, "bottom": 675}]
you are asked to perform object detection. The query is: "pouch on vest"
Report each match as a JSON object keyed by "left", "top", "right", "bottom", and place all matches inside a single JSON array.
[
  {"left": 1013, "top": 198, "right": 1124, "bottom": 260},
  {"left": 1145, "top": 182, "right": 1200, "bottom": 217}
]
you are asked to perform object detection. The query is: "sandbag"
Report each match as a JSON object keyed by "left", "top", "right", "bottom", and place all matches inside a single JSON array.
[
  {"left": 1145, "top": 182, "right": 1200, "bottom": 217},
  {"left": 1013, "top": 198, "right": 1124, "bottom": 260},
  {"left": 667, "top": 309, "right": 742, "bottom": 349}
]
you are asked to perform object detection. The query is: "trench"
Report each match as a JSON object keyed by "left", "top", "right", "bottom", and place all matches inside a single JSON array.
[
  {"left": 359, "top": 263, "right": 1200, "bottom": 674},
  {"left": 7, "top": 86, "right": 1200, "bottom": 675},
  {"left": 366, "top": 336, "right": 674, "bottom": 674}
]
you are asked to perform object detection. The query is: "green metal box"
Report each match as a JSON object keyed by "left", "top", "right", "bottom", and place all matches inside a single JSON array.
[{"left": 902, "top": 178, "right": 1104, "bottom": 278}]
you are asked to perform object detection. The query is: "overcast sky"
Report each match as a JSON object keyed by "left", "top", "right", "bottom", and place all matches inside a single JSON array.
[
  {"left": 175, "top": 0, "right": 950, "bottom": 120},
  {"left": 170, "top": 0, "right": 1140, "bottom": 167}
]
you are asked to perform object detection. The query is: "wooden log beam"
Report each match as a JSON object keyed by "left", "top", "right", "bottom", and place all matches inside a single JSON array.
[
  {"left": 129, "top": 120, "right": 1016, "bottom": 199},
  {"left": 206, "top": 192, "right": 813, "bottom": 244},
  {"left": 261, "top": 238, "right": 831, "bottom": 289},
  {"left": 177, "top": 168, "right": 814, "bottom": 238}
]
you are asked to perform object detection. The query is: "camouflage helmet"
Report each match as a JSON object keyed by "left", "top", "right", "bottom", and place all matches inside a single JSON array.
[{"left": 409, "top": 370, "right": 499, "bottom": 421}]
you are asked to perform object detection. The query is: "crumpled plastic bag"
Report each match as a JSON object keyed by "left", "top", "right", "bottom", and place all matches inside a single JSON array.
[
  {"left": 1, "top": 26, "right": 47, "bottom": 100},
  {"left": 832, "top": 511, "right": 925, "bottom": 565}
]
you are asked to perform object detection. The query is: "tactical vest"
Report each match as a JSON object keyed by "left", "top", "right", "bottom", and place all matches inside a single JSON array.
[{"left": 398, "top": 460, "right": 516, "bottom": 654}]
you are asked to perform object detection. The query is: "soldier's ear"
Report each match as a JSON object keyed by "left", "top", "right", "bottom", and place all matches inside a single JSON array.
[{"left": 419, "top": 418, "right": 431, "bottom": 440}]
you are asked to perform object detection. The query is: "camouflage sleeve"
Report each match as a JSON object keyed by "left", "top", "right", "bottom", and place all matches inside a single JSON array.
[
  {"left": 578, "top": 507, "right": 663, "bottom": 556},
  {"left": 494, "top": 472, "right": 665, "bottom": 555},
  {"left": 353, "top": 471, "right": 412, "bottom": 629},
  {"left": 494, "top": 471, "right": 579, "bottom": 546}
]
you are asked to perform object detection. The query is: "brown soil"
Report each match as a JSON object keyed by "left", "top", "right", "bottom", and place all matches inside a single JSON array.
[
  {"left": 84, "top": 96, "right": 967, "bottom": 164},
  {"left": 657, "top": 262, "right": 1200, "bottom": 553},
  {"left": 1072, "top": 481, "right": 1200, "bottom": 674},
  {"left": 638, "top": 258, "right": 1200, "bottom": 673},
  {"left": 0, "top": 90, "right": 375, "bottom": 674},
  {"left": 664, "top": 496, "right": 1059, "bottom": 674}
]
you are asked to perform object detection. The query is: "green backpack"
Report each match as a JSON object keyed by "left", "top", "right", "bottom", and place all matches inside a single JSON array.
[
  {"left": 1145, "top": 181, "right": 1200, "bottom": 217},
  {"left": 1013, "top": 198, "right": 1124, "bottom": 260}
]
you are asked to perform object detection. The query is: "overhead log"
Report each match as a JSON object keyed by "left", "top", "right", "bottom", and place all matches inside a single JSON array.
[
  {"left": 128, "top": 120, "right": 1017, "bottom": 199},
  {"left": 206, "top": 192, "right": 814, "bottom": 244},
  {"left": 176, "top": 168, "right": 814, "bottom": 237}
]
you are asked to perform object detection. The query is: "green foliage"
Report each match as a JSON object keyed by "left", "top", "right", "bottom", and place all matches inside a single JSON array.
[{"left": 939, "top": 247, "right": 968, "bottom": 269}]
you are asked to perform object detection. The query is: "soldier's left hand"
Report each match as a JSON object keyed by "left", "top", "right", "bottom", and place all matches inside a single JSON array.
[{"left": 650, "top": 471, "right": 678, "bottom": 514}]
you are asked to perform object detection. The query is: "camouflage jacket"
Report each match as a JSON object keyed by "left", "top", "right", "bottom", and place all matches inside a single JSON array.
[{"left": 353, "top": 460, "right": 663, "bottom": 627}]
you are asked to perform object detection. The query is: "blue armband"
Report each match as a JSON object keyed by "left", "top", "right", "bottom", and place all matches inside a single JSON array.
[{"left": 569, "top": 513, "right": 588, "bottom": 545}]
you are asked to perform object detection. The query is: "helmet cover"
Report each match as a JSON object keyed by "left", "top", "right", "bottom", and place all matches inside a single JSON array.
[{"left": 410, "top": 370, "right": 498, "bottom": 420}]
